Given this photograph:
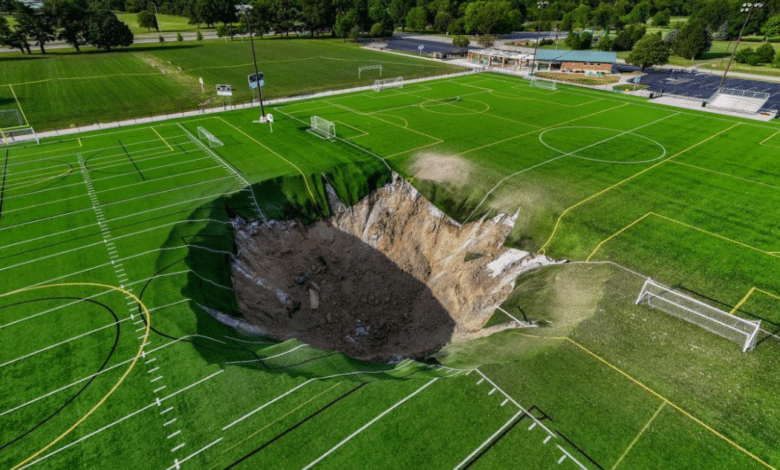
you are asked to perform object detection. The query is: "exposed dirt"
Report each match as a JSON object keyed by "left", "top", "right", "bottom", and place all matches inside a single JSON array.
[
  {"left": 411, "top": 153, "right": 472, "bottom": 185},
  {"left": 231, "top": 173, "right": 559, "bottom": 362}
]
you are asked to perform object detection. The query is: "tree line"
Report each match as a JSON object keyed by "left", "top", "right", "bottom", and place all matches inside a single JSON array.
[{"left": 0, "top": 0, "right": 133, "bottom": 52}]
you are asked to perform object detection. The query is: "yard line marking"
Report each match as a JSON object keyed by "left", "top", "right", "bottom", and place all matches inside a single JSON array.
[
  {"left": 500, "top": 399, "right": 508, "bottom": 407},
  {"left": 147, "top": 366, "right": 160, "bottom": 374},
  {"left": 476, "top": 378, "right": 484, "bottom": 385},
  {"left": 452, "top": 410, "right": 525, "bottom": 470},
  {"left": 167, "top": 430, "right": 181, "bottom": 439},
  {"left": 301, "top": 378, "right": 438, "bottom": 470},
  {"left": 145, "top": 357, "right": 157, "bottom": 364},
  {"left": 136, "top": 326, "right": 146, "bottom": 332},
  {"left": 556, "top": 445, "right": 588, "bottom": 469},
  {"left": 164, "top": 418, "right": 177, "bottom": 427},
  {"left": 540, "top": 122, "right": 741, "bottom": 253},
  {"left": 161, "top": 407, "right": 174, "bottom": 415},
  {"left": 488, "top": 388, "right": 496, "bottom": 395},
  {"left": 163, "top": 439, "right": 223, "bottom": 470},
  {"left": 171, "top": 443, "right": 186, "bottom": 452},
  {"left": 154, "top": 385, "right": 168, "bottom": 393},
  {"left": 544, "top": 435, "right": 552, "bottom": 444},
  {"left": 611, "top": 401, "right": 666, "bottom": 470},
  {"left": 528, "top": 422, "right": 536, "bottom": 431}
]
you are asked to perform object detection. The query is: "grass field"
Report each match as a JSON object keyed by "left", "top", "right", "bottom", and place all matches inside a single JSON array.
[
  {"left": 114, "top": 12, "right": 216, "bottom": 35},
  {"left": 2, "top": 72, "right": 780, "bottom": 469},
  {"left": 0, "top": 39, "right": 463, "bottom": 132}
]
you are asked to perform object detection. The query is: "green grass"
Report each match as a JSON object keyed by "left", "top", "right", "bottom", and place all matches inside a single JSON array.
[
  {"left": 0, "top": 38, "right": 464, "bottom": 132},
  {"left": 114, "top": 12, "right": 215, "bottom": 35},
  {"left": 2, "top": 73, "right": 780, "bottom": 469}
]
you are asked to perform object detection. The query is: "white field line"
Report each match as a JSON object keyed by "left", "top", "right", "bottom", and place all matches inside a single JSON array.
[
  {"left": 0, "top": 217, "right": 231, "bottom": 274},
  {"left": 556, "top": 444, "right": 588, "bottom": 470},
  {"left": 3, "top": 141, "right": 193, "bottom": 187},
  {"left": 222, "top": 361, "right": 416, "bottom": 430},
  {"left": 162, "top": 438, "right": 223, "bottom": 470},
  {"left": 464, "top": 112, "right": 680, "bottom": 223},
  {"left": 1, "top": 190, "right": 241, "bottom": 252},
  {"left": 0, "top": 176, "right": 236, "bottom": 233},
  {"left": 474, "top": 370, "right": 556, "bottom": 438},
  {"left": 452, "top": 410, "right": 525, "bottom": 470},
  {"left": 300, "top": 378, "right": 439, "bottom": 470},
  {"left": 0, "top": 330, "right": 222, "bottom": 419},
  {"left": 224, "top": 343, "right": 307, "bottom": 365},
  {"left": 0, "top": 316, "right": 130, "bottom": 369},
  {"left": 2, "top": 163, "right": 221, "bottom": 216},
  {"left": 494, "top": 305, "right": 522, "bottom": 323},
  {"left": 3, "top": 153, "right": 211, "bottom": 203},
  {"left": 170, "top": 443, "right": 185, "bottom": 452},
  {"left": 4, "top": 134, "right": 192, "bottom": 170},
  {"left": 16, "top": 370, "right": 225, "bottom": 470}
]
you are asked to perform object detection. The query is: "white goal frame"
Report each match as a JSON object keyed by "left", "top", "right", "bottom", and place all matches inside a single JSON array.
[
  {"left": 636, "top": 279, "right": 761, "bottom": 352},
  {"left": 309, "top": 116, "right": 336, "bottom": 140},
  {"left": 0, "top": 109, "right": 25, "bottom": 129},
  {"left": 530, "top": 78, "right": 557, "bottom": 90},
  {"left": 373, "top": 76, "right": 403, "bottom": 92},
  {"left": 197, "top": 126, "right": 224, "bottom": 148},
  {"left": 359, "top": 64, "right": 382, "bottom": 79},
  {"left": 0, "top": 127, "right": 39, "bottom": 145}
]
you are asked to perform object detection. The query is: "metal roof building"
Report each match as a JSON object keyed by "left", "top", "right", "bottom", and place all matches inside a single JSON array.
[{"left": 536, "top": 50, "right": 617, "bottom": 63}]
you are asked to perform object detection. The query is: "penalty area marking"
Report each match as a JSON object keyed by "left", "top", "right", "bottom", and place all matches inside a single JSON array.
[{"left": 5, "top": 282, "right": 151, "bottom": 470}]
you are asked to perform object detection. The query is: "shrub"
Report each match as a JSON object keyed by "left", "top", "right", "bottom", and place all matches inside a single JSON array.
[
  {"left": 734, "top": 47, "right": 755, "bottom": 64},
  {"left": 196, "top": 31, "right": 203, "bottom": 41},
  {"left": 176, "top": 33, "right": 183, "bottom": 42},
  {"left": 747, "top": 54, "right": 761, "bottom": 66},
  {"left": 756, "top": 42, "right": 775, "bottom": 63}
]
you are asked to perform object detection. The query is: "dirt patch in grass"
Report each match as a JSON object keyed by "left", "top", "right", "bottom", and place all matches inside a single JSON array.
[{"left": 410, "top": 153, "right": 472, "bottom": 185}]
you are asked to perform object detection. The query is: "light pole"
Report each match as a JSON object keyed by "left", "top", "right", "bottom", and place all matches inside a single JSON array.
[
  {"left": 718, "top": 2, "right": 762, "bottom": 91},
  {"left": 531, "top": 1, "right": 548, "bottom": 75},
  {"left": 236, "top": 4, "right": 266, "bottom": 119}
]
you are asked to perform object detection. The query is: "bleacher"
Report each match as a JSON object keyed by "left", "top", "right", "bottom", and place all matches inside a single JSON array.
[{"left": 707, "top": 88, "right": 770, "bottom": 115}]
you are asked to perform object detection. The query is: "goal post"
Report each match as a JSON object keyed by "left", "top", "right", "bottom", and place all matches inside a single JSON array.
[
  {"left": 0, "top": 127, "right": 39, "bottom": 145},
  {"left": 0, "top": 109, "right": 25, "bottom": 130},
  {"left": 636, "top": 279, "right": 761, "bottom": 352},
  {"left": 359, "top": 64, "right": 382, "bottom": 79},
  {"left": 309, "top": 116, "right": 336, "bottom": 140},
  {"left": 197, "top": 126, "right": 224, "bottom": 148},
  {"left": 373, "top": 76, "right": 403, "bottom": 92},
  {"left": 530, "top": 78, "right": 557, "bottom": 90}
]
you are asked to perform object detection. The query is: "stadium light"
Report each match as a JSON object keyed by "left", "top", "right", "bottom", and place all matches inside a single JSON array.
[
  {"left": 236, "top": 4, "right": 266, "bottom": 120},
  {"left": 718, "top": 2, "right": 763, "bottom": 92},
  {"left": 531, "top": 1, "right": 549, "bottom": 75}
]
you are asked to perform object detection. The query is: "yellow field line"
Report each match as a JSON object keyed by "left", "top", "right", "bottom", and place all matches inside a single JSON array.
[
  {"left": 78, "top": 137, "right": 82, "bottom": 148},
  {"left": 611, "top": 401, "right": 667, "bottom": 470},
  {"left": 515, "top": 333, "right": 776, "bottom": 469},
  {"left": 758, "top": 129, "right": 780, "bottom": 146},
  {"left": 540, "top": 123, "right": 740, "bottom": 254},
  {"left": 671, "top": 160, "right": 780, "bottom": 191},
  {"left": 214, "top": 117, "right": 317, "bottom": 202},
  {"left": 7, "top": 283, "right": 150, "bottom": 470},
  {"left": 731, "top": 287, "right": 759, "bottom": 315},
  {"left": 586, "top": 213, "right": 653, "bottom": 261},
  {"left": 6, "top": 168, "right": 72, "bottom": 192},
  {"left": 8, "top": 84, "right": 29, "bottom": 127},
  {"left": 151, "top": 126, "right": 173, "bottom": 151}
]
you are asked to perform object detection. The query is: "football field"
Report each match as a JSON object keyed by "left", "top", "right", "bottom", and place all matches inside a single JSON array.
[{"left": 2, "top": 72, "right": 780, "bottom": 469}]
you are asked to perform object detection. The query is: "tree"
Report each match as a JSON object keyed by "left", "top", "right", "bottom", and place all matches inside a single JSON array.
[
  {"left": 300, "top": 0, "right": 333, "bottom": 36},
  {"left": 14, "top": 3, "right": 56, "bottom": 53},
  {"left": 44, "top": 0, "right": 90, "bottom": 51},
  {"left": 627, "top": 32, "right": 670, "bottom": 70},
  {"left": 756, "top": 42, "right": 775, "bottom": 63},
  {"left": 714, "top": 20, "right": 729, "bottom": 41},
  {"left": 476, "top": 34, "right": 494, "bottom": 48},
  {"left": 86, "top": 10, "right": 133, "bottom": 51},
  {"left": 272, "top": 0, "right": 299, "bottom": 37},
  {"left": 137, "top": 10, "right": 158, "bottom": 31},
  {"left": 625, "top": 0, "right": 651, "bottom": 24},
  {"left": 216, "top": 23, "right": 237, "bottom": 39},
  {"left": 672, "top": 18, "right": 711, "bottom": 60},
  {"left": 405, "top": 5, "right": 425, "bottom": 32},
  {"left": 734, "top": 47, "right": 754, "bottom": 64},
  {"left": 333, "top": 9, "right": 356, "bottom": 39},
  {"left": 433, "top": 10, "right": 451, "bottom": 32},
  {"left": 652, "top": 9, "right": 671, "bottom": 27},
  {"left": 578, "top": 31, "right": 592, "bottom": 49},
  {"left": 572, "top": 3, "right": 590, "bottom": 29},
  {"left": 451, "top": 34, "right": 469, "bottom": 48},
  {"left": 762, "top": 14, "right": 780, "bottom": 38},
  {"left": 388, "top": 0, "right": 411, "bottom": 32},
  {"left": 464, "top": 1, "right": 516, "bottom": 35},
  {"left": 592, "top": 3, "right": 615, "bottom": 33}
]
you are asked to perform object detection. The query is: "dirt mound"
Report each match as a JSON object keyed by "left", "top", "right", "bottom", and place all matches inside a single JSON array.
[{"left": 231, "top": 173, "right": 559, "bottom": 362}]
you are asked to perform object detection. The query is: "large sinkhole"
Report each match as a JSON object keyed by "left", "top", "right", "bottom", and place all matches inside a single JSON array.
[{"left": 230, "top": 174, "right": 556, "bottom": 363}]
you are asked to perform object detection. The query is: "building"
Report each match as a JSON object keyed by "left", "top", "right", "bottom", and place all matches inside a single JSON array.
[{"left": 535, "top": 50, "right": 617, "bottom": 74}]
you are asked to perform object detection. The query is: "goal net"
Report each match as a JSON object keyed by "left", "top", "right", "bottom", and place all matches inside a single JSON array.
[
  {"left": 197, "top": 126, "right": 224, "bottom": 148},
  {"left": 530, "top": 78, "right": 557, "bottom": 90},
  {"left": 0, "top": 109, "right": 24, "bottom": 130},
  {"left": 373, "top": 77, "right": 403, "bottom": 92},
  {"left": 309, "top": 116, "right": 336, "bottom": 140},
  {"left": 0, "top": 127, "right": 39, "bottom": 145},
  {"left": 636, "top": 279, "right": 761, "bottom": 352}
]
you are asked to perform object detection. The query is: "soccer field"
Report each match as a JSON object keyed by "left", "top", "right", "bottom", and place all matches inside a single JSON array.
[{"left": 2, "top": 73, "right": 780, "bottom": 469}]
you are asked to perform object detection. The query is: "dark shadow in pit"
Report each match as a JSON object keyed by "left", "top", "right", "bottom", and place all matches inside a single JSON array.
[
  {"left": 233, "top": 220, "right": 456, "bottom": 363},
  {"left": 149, "top": 163, "right": 444, "bottom": 377}
]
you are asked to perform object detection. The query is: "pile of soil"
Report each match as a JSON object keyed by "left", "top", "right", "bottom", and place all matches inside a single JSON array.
[{"left": 232, "top": 173, "right": 559, "bottom": 362}]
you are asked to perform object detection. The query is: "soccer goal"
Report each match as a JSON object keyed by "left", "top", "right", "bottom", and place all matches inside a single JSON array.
[
  {"left": 359, "top": 64, "right": 382, "bottom": 79},
  {"left": 197, "top": 126, "right": 224, "bottom": 148},
  {"left": 373, "top": 77, "right": 403, "bottom": 92},
  {"left": 0, "top": 127, "right": 39, "bottom": 145},
  {"left": 636, "top": 279, "right": 762, "bottom": 352},
  {"left": 0, "top": 109, "right": 24, "bottom": 129},
  {"left": 530, "top": 78, "right": 557, "bottom": 91},
  {"left": 309, "top": 116, "right": 336, "bottom": 140}
]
